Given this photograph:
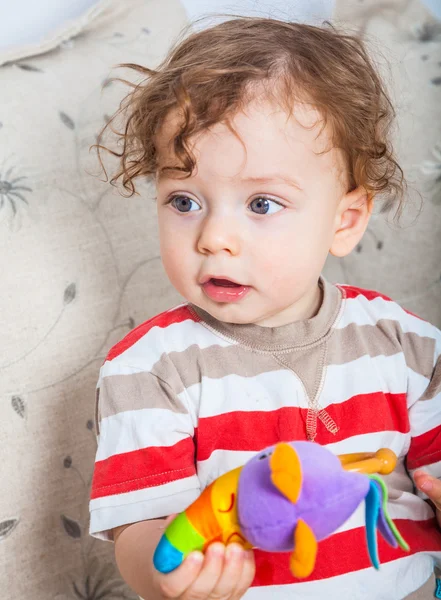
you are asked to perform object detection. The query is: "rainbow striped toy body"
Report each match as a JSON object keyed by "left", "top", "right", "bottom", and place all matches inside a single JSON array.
[
  {"left": 153, "top": 466, "right": 249, "bottom": 574},
  {"left": 153, "top": 442, "right": 409, "bottom": 577}
]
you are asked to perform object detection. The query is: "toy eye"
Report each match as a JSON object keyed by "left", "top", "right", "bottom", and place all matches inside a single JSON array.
[
  {"left": 218, "top": 493, "right": 235, "bottom": 513},
  {"left": 258, "top": 453, "right": 268, "bottom": 460}
]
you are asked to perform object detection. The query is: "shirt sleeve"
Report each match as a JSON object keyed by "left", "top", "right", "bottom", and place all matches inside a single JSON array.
[
  {"left": 406, "top": 322, "right": 441, "bottom": 494},
  {"left": 89, "top": 359, "right": 201, "bottom": 541}
]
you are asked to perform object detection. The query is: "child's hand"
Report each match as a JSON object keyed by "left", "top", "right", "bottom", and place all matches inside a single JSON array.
[
  {"left": 154, "top": 542, "right": 255, "bottom": 600},
  {"left": 413, "top": 470, "right": 441, "bottom": 526}
]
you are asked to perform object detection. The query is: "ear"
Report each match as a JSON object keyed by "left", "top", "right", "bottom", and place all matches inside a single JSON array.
[{"left": 330, "top": 186, "right": 373, "bottom": 258}]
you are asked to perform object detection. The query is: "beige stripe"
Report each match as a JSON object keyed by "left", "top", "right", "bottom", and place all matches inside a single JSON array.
[
  {"left": 274, "top": 344, "right": 326, "bottom": 407},
  {"left": 419, "top": 354, "right": 441, "bottom": 402},
  {"left": 405, "top": 573, "right": 436, "bottom": 599},
  {"left": 99, "top": 371, "right": 188, "bottom": 418},
  {"left": 97, "top": 319, "right": 436, "bottom": 420},
  {"left": 327, "top": 321, "right": 435, "bottom": 378},
  {"left": 99, "top": 344, "right": 325, "bottom": 419},
  {"left": 151, "top": 320, "right": 433, "bottom": 395},
  {"left": 161, "top": 345, "right": 281, "bottom": 389},
  {"left": 159, "top": 343, "right": 326, "bottom": 405},
  {"left": 156, "top": 318, "right": 434, "bottom": 387}
]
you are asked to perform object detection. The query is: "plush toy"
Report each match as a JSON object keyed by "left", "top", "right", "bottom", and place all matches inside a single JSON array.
[{"left": 153, "top": 441, "right": 409, "bottom": 577}]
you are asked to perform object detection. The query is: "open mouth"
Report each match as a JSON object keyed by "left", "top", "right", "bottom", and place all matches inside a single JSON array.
[
  {"left": 201, "top": 276, "right": 250, "bottom": 303},
  {"left": 210, "top": 278, "right": 242, "bottom": 288}
]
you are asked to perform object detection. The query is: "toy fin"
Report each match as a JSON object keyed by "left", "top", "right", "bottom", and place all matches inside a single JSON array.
[
  {"left": 365, "top": 477, "right": 409, "bottom": 570},
  {"left": 365, "top": 479, "right": 381, "bottom": 569},
  {"left": 290, "top": 518, "right": 318, "bottom": 579},
  {"left": 369, "top": 475, "right": 409, "bottom": 552},
  {"left": 270, "top": 443, "right": 302, "bottom": 503}
]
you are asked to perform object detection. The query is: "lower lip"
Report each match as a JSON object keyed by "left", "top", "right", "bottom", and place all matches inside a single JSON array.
[{"left": 202, "top": 280, "right": 250, "bottom": 303}]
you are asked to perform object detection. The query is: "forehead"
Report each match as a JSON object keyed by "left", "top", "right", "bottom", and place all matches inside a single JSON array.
[{"left": 155, "top": 98, "right": 345, "bottom": 186}]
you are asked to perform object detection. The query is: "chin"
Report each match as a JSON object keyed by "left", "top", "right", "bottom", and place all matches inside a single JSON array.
[{"left": 202, "top": 301, "right": 260, "bottom": 325}]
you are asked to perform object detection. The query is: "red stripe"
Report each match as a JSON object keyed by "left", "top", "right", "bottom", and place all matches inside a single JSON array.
[
  {"left": 407, "top": 423, "right": 441, "bottom": 470},
  {"left": 196, "top": 392, "right": 409, "bottom": 462},
  {"left": 90, "top": 437, "right": 196, "bottom": 499},
  {"left": 252, "top": 518, "right": 441, "bottom": 586},
  {"left": 338, "top": 285, "right": 424, "bottom": 321},
  {"left": 106, "top": 306, "right": 198, "bottom": 361},
  {"left": 337, "top": 285, "right": 393, "bottom": 303}
]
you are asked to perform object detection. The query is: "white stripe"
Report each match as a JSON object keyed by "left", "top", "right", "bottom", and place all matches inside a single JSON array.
[
  {"left": 318, "top": 430, "right": 410, "bottom": 457},
  {"left": 386, "top": 458, "right": 416, "bottom": 496},
  {"left": 321, "top": 354, "right": 406, "bottom": 406},
  {"left": 96, "top": 408, "right": 194, "bottom": 461},
  {"left": 197, "top": 449, "right": 257, "bottom": 487},
  {"left": 244, "top": 553, "right": 439, "bottom": 600},
  {"left": 333, "top": 489, "right": 434, "bottom": 535},
  {"left": 337, "top": 293, "right": 440, "bottom": 341},
  {"left": 89, "top": 477, "right": 200, "bottom": 540},
  {"left": 90, "top": 476, "right": 200, "bottom": 511},
  {"left": 99, "top": 316, "right": 234, "bottom": 380},
  {"left": 408, "top": 389, "right": 441, "bottom": 436},
  {"left": 187, "top": 370, "right": 309, "bottom": 419},
  {"left": 184, "top": 354, "right": 408, "bottom": 420},
  {"left": 407, "top": 367, "right": 431, "bottom": 408},
  {"left": 197, "top": 430, "right": 410, "bottom": 488}
]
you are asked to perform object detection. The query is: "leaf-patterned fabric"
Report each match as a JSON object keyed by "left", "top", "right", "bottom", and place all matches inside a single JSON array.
[{"left": 0, "top": 0, "right": 439, "bottom": 598}]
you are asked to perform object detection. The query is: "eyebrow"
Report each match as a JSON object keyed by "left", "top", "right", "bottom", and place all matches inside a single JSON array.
[
  {"left": 157, "top": 170, "right": 303, "bottom": 191},
  {"left": 241, "top": 175, "right": 303, "bottom": 191},
  {"left": 156, "top": 168, "right": 187, "bottom": 183}
]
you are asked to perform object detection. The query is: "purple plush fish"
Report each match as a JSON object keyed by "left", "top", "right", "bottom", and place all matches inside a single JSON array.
[{"left": 153, "top": 441, "right": 409, "bottom": 577}]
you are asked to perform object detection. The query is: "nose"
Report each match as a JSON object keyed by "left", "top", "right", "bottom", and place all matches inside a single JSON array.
[{"left": 197, "top": 214, "right": 240, "bottom": 256}]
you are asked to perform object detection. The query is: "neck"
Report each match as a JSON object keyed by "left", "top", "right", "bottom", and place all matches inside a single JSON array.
[{"left": 255, "top": 281, "right": 323, "bottom": 328}]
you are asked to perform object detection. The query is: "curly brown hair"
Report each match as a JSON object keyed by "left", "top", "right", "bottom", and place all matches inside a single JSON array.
[{"left": 98, "top": 17, "right": 405, "bottom": 214}]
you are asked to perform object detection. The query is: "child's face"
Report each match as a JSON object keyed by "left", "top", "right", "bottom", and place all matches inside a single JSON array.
[{"left": 156, "top": 99, "right": 357, "bottom": 326}]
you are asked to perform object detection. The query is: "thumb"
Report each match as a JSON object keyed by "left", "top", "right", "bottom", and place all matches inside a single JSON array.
[{"left": 413, "top": 470, "right": 441, "bottom": 510}]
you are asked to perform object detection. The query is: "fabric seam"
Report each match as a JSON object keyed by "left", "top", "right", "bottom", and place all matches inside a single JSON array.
[
  {"left": 186, "top": 282, "right": 344, "bottom": 354},
  {"left": 93, "top": 466, "right": 197, "bottom": 492}
]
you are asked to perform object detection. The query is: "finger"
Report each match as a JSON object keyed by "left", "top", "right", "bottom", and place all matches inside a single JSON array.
[
  {"left": 413, "top": 470, "right": 441, "bottom": 509},
  {"left": 231, "top": 550, "right": 256, "bottom": 600},
  {"left": 156, "top": 551, "right": 204, "bottom": 598},
  {"left": 183, "top": 543, "right": 225, "bottom": 600},
  {"left": 210, "top": 544, "right": 245, "bottom": 598}
]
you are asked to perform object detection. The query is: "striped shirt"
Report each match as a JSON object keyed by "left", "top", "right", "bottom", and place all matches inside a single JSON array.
[{"left": 89, "top": 277, "right": 441, "bottom": 599}]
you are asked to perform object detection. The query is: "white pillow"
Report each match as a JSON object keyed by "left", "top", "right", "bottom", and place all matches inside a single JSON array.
[
  {"left": 421, "top": 0, "right": 441, "bottom": 18},
  {"left": 0, "top": 0, "right": 113, "bottom": 66},
  {"left": 180, "top": 0, "right": 335, "bottom": 25}
]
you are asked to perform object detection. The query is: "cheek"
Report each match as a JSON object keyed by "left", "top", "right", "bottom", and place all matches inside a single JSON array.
[
  {"left": 159, "top": 224, "right": 197, "bottom": 292},
  {"left": 159, "top": 215, "right": 187, "bottom": 259},
  {"left": 160, "top": 242, "right": 189, "bottom": 285},
  {"left": 252, "top": 221, "right": 331, "bottom": 281}
]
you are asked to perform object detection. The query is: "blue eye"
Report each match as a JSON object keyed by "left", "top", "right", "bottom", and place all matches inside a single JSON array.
[
  {"left": 249, "top": 197, "right": 283, "bottom": 215},
  {"left": 170, "top": 195, "right": 201, "bottom": 213}
]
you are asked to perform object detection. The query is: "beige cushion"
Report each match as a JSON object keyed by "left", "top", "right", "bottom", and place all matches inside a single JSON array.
[
  {"left": 325, "top": 0, "right": 441, "bottom": 328},
  {"left": 0, "top": 0, "right": 439, "bottom": 598},
  {"left": 0, "top": 0, "right": 186, "bottom": 597}
]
